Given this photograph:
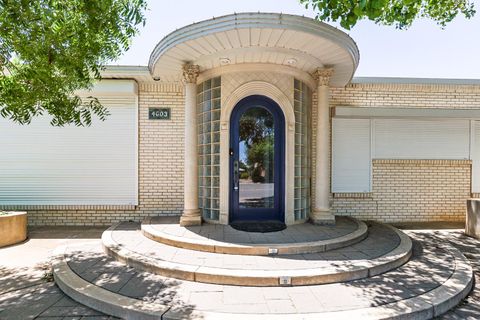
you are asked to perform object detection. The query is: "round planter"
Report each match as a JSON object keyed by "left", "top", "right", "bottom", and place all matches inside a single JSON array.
[{"left": 0, "top": 212, "right": 27, "bottom": 248}]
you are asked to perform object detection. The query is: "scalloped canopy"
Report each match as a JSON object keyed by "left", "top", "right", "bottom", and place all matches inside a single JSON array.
[{"left": 148, "top": 13, "right": 360, "bottom": 87}]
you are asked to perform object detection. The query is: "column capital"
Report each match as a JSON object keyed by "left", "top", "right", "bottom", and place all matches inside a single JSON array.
[
  {"left": 312, "top": 67, "right": 334, "bottom": 87},
  {"left": 182, "top": 63, "right": 200, "bottom": 84}
]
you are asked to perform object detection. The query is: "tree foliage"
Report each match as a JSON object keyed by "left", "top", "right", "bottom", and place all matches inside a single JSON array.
[
  {"left": 0, "top": 0, "right": 147, "bottom": 126},
  {"left": 300, "top": 0, "right": 476, "bottom": 29},
  {"left": 239, "top": 108, "right": 275, "bottom": 183},
  {"left": 247, "top": 137, "right": 274, "bottom": 183},
  {"left": 239, "top": 108, "right": 274, "bottom": 148}
]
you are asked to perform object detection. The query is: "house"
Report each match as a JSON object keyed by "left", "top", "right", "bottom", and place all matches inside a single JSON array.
[{"left": 1, "top": 12, "right": 478, "bottom": 227}]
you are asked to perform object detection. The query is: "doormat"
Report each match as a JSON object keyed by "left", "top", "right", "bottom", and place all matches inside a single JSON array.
[{"left": 230, "top": 220, "right": 287, "bottom": 233}]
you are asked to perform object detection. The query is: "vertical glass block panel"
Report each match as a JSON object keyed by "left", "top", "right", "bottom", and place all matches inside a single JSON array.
[
  {"left": 205, "top": 79, "right": 212, "bottom": 90},
  {"left": 213, "top": 77, "right": 221, "bottom": 88},
  {"left": 211, "top": 210, "right": 220, "bottom": 220},
  {"left": 212, "top": 121, "right": 220, "bottom": 132},
  {"left": 213, "top": 88, "right": 221, "bottom": 99},
  {"left": 293, "top": 79, "right": 312, "bottom": 221},
  {"left": 204, "top": 89, "right": 212, "bottom": 101},
  {"left": 197, "top": 77, "right": 221, "bottom": 221}
]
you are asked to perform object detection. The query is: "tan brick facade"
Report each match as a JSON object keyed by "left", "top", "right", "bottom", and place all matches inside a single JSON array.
[
  {"left": 12, "top": 80, "right": 480, "bottom": 225},
  {"left": 330, "top": 82, "right": 480, "bottom": 109},
  {"left": 329, "top": 82, "right": 479, "bottom": 222},
  {"left": 332, "top": 160, "right": 471, "bottom": 222}
]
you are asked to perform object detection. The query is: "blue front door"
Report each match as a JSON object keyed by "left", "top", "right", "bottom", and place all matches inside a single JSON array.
[{"left": 229, "top": 95, "right": 285, "bottom": 222}]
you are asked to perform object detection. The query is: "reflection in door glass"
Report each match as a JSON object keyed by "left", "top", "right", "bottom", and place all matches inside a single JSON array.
[{"left": 238, "top": 107, "right": 275, "bottom": 208}]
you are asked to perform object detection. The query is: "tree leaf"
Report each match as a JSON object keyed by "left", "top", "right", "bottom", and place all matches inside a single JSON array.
[{"left": 0, "top": 0, "right": 147, "bottom": 126}]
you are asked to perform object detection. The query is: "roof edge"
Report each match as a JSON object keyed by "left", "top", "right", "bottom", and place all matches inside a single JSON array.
[
  {"left": 352, "top": 76, "right": 480, "bottom": 86},
  {"left": 148, "top": 12, "right": 360, "bottom": 75}
]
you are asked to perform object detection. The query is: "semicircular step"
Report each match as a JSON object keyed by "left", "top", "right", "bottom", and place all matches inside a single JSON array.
[
  {"left": 102, "top": 222, "right": 412, "bottom": 287},
  {"left": 52, "top": 234, "right": 474, "bottom": 320},
  {"left": 141, "top": 216, "right": 369, "bottom": 256}
]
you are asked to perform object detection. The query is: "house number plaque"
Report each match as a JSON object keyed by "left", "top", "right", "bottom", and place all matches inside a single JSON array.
[{"left": 149, "top": 108, "right": 171, "bottom": 120}]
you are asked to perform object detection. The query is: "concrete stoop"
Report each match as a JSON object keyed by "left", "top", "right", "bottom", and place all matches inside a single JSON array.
[
  {"left": 103, "top": 222, "right": 412, "bottom": 286},
  {"left": 141, "top": 216, "right": 368, "bottom": 255},
  {"left": 52, "top": 220, "right": 474, "bottom": 320}
]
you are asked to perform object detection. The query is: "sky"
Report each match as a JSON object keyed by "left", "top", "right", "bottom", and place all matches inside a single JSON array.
[{"left": 115, "top": 0, "right": 480, "bottom": 79}]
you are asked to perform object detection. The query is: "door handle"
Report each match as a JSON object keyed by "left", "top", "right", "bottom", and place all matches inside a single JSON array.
[{"left": 233, "top": 160, "right": 239, "bottom": 191}]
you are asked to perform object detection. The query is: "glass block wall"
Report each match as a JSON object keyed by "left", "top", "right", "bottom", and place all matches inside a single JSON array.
[
  {"left": 294, "top": 79, "right": 312, "bottom": 220},
  {"left": 197, "top": 77, "right": 221, "bottom": 221}
]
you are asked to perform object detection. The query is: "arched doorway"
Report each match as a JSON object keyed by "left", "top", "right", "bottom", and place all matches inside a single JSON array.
[{"left": 229, "top": 95, "right": 285, "bottom": 223}]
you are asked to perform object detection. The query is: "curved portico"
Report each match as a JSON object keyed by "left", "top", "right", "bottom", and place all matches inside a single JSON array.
[{"left": 148, "top": 12, "right": 360, "bottom": 226}]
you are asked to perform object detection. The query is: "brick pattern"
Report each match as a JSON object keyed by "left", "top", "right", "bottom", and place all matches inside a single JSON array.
[
  {"left": 26, "top": 83, "right": 185, "bottom": 226},
  {"left": 333, "top": 159, "right": 471, "bottom": 222},
  {"left": 328, "top": 82, "right": 479, "bottom": 222},
  {"left": 20, "top": 80, "right": 480, "bottom": 225},
  {"left": 330, "top": 82, "right": 480, "bottom": 109},
  {"left": 221, "top": 72, "right": 294, "bottom": 106}
]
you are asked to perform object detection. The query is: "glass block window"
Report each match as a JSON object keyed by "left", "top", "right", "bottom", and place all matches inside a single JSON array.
[
  {"left": 294, "top": 79, "right": 312, "bottom": 220},
  {"left": 197, "top": 77, "right": 221, "bottom": 221}
]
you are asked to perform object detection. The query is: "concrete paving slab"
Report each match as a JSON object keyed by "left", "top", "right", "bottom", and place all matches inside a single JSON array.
[
  {"left": 1, "top": 223, "right": 479, "bottom": 319},
  {"left": 0, "top": 226, "right": 119, "bottom": 320},
  {"left": 52, "top": 230, "right": 472, "bottom": 319}
]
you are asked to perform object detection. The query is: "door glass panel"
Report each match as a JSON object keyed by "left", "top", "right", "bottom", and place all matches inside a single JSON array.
[{"left": 238, "top": 107, "right": 275, "bottom": 208}]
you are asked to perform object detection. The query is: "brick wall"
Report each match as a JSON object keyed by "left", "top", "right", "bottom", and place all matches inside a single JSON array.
[
  {"left": 328, "top": 81, "right": 478, "bottom": 222},
  {"left": 330, "top": 82, "right": 480, "bottom": 109},
  {"left": 25, "top": 83, "right": 185, "bottom": 226},
  {"left": 332, "top": 160, "right": 471, "bottom": 222},
  {"left": 17, "top": 80, "right": 480, "bottom": 225}
]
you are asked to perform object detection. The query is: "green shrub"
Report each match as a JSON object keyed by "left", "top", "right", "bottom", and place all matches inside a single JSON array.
[{"left": 240, "top": 172, "right": 250, "bottom": 180}]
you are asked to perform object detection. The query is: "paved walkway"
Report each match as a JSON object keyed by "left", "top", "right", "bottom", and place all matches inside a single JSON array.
[
  {"left": 65, "top": 236, "right": 454, "bottom": 315},
  {"left": 0, "top": 223, "right": 478, "bottom": 319},
  {"left": 0, "top": 227, "right": 117, "bottom": 319},
  {"left": 414, "top": 229, "right": 480, "bottom": 320}
]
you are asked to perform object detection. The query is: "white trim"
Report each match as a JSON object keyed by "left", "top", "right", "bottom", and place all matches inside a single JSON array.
[
  {"left": 101, "top": 66, "right": 155, "bottom": 83},
  {"left": 149, "top": 13, "right": 359, "bottom": 69},
  {"left": 470, "top": 120, "right": 475, "bottom": 161},
  {"left": 369, "top": 119, "right": 375, "bottom": 192},
  {"left": 148, "top": 12, "right": 359, "bottom": 87},
  {"left": 134, "top": 91, "right": 139, "bottom": 206},
  {"left": 76, "top": 80, "right": 138, "bottom": 97},
  {"left": 219, "top": 80, "right": 296, "bottom": 225},
  {"left": 334, "top": 106, "right": 480, "bottom": 119},
  {"left": 353, "top": 76, "right": 480, "bottom": 85},
  {"left": 198, "top": 63, "right": 317, "bottom": 90}
]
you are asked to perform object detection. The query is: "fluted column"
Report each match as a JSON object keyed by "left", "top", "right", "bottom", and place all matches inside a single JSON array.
[
  {"left": 180, "top": 63, "right": 202, "bottom": 227},
  {"left": 311, "top": 68, "right": 336, "bottom": 225}
]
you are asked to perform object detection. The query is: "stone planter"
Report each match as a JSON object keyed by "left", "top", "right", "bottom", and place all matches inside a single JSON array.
[
  {"left": 466, "top": 199, "right": 480, "bottom": 239},
  {"left": 0, "top": 212, "right": 27, "bottom": 248}
]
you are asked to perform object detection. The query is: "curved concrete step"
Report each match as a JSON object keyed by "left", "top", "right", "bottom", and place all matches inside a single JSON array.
[
  {"left": 141, "top": 216, "right": 369, "bottom": 256},
  {"left": 102, "top": 222, "right": 412, "bottom": 286},
  {"left": 53, "top": 235, "right": 474, "bottom": 320}
]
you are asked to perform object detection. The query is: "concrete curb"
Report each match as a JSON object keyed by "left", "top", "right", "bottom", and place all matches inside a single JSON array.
[
  {"left": 52, "top": 245, "right": 169, "bottom": 320},
  {"left": 103, "top": 223, "right": 413, "bottom": 286},
  {"left": 53, "top": 240, "right": 474, "bottom": 320},
  {"left": 141, "top": 217, "right": 369, "bottom": 256}
]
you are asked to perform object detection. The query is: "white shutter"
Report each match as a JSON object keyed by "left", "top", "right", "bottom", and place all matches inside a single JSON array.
[
  {"left": 374, "top": 119, "right": 470, "bottom": 159},
  {"left": 0, "top": 81, "right": 138, "bottom": 205},
  {"left": 472, "top": 121, "right": 480, "bottom": 192},
  {"left": 332, "top": 118, "right": 371, "bottom": 192}
]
